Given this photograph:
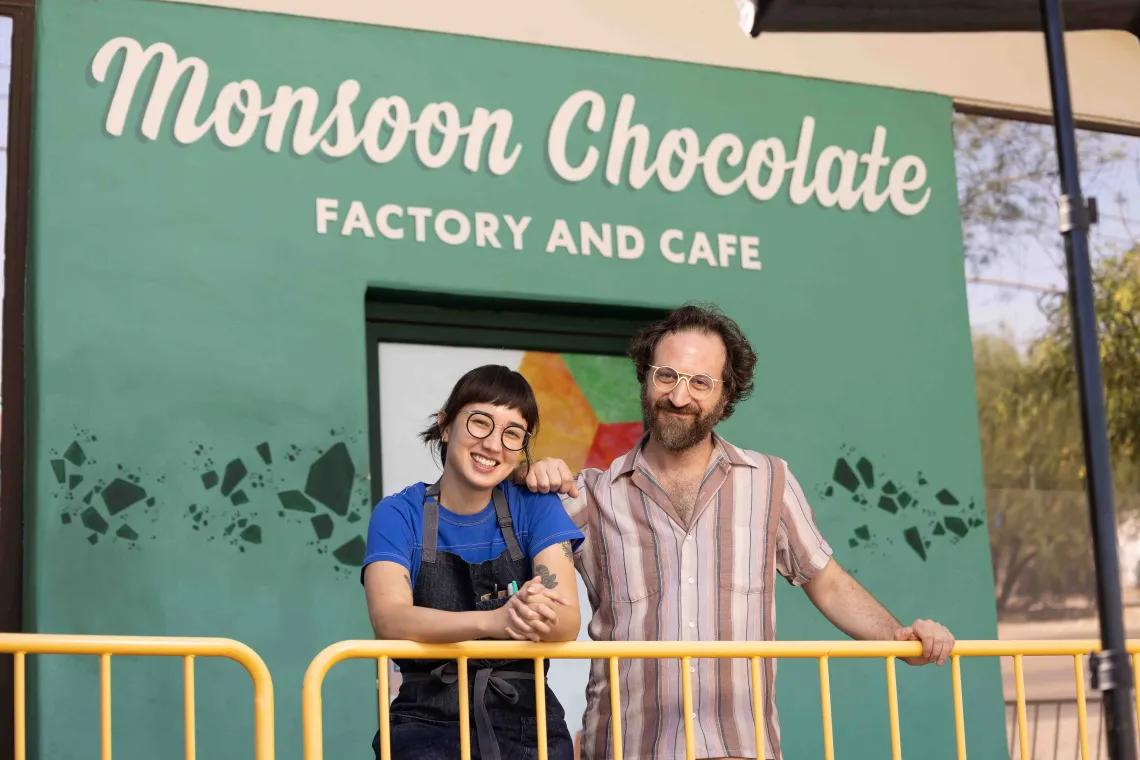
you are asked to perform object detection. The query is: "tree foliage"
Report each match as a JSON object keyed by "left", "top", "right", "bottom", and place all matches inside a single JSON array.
[
  {"left": 955, "top": 114, "right": 1140, "bottom": 615},
  {"left": 975, "top": 249, "right": 1140, "bottom": 615},
  {"left": 974, "top": 335, "right": 1094, "bottom": 613},
  {"left": 1034, "top": 248, "right": 1140, "bottom": 470}
]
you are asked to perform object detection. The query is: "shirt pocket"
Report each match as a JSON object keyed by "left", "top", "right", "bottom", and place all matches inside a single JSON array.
[
  {"left": 599, "top": 532, "right": 662, "bottom": 603},
  {"left": 717, "top": 529, "right": 765, "bottom": 595}
]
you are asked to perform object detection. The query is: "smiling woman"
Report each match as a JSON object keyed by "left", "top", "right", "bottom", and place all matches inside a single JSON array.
[{"left": 361, "top": 364, "right": 583, "bottom": 760}]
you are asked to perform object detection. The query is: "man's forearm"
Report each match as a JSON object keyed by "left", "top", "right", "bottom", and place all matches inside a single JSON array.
[
  {"left": 803, "top": 558, "right": 956, "bottom": 666},
  {"left": 803, "top": 560, "right": 901, "bottom": 641},
  {"left": 818, "top": 581, "right": 901, "bottom": 641}
]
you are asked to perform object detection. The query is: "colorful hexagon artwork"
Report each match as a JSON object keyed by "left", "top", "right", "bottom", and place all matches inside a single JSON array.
[
  {"left": 585, "top": 422, "right": 645, "bottom": 469},
  {"left": 519, "top": 352, "right": 599, "bottom": 472},
  {"left": 519, "top": 351, "right": 644, "bottom": 472}
]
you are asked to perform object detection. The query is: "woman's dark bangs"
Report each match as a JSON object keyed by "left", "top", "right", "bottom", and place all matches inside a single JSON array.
[{"left": 455, "top": 366, "right": 539, "bottom": 432}]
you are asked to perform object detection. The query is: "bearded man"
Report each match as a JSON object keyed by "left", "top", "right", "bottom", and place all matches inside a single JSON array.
[{"left": 512, "top": 303, "right": 954, "bottom": 760}]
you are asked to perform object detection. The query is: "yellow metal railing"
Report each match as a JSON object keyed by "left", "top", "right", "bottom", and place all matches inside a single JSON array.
[
  {"left": 1, "top": 633, "right": 275, "bottom": 760},
  {"left": 301, "top": 639, "right": 1140, "bottom": 760}
]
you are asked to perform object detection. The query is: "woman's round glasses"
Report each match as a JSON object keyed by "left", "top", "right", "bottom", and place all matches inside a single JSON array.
[
  {"left": 649, "top": 365, "right": 720, "bottom": 400},
  {"left": 465, "top": 411, "right": 529, "bottom": 451}
]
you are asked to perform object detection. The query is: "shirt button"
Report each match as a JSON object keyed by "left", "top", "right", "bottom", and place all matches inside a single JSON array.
[
  {"left": 689, "top": 621, "right": 696, "bottom": 628},
  {"left": 686, "top": 534, "right": 693, "bottom": 541},
  {"left": 690, "top": 666, "right": 696, "bottom": 673},
  {"left": 688, "top": 578, "right": 695, "bottom": 584}
]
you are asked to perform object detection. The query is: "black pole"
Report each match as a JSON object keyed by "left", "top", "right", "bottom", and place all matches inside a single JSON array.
[{"left": 1038, "top": 1, "right": 1136, "bottom": 758}]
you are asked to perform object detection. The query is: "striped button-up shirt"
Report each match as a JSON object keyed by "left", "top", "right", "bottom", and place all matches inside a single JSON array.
[{"left": 564, "top": 433, "right": 832, "bottom": 760}]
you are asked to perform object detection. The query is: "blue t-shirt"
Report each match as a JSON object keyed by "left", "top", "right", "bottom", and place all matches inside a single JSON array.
[{"left": 362, "top": 480, "right": 584, "bottom": 588}]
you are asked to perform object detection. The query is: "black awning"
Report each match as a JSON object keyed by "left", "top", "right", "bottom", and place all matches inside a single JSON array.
[{"left": 738, "top": 0, "right": 1140, "bottom": 37}]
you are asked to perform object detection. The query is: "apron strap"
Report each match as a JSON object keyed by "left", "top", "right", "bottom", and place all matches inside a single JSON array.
[
  {"left": 491, "top": 487, "right": 525, "bottom": 563},
  {"left": 422, "top": 482, "right": 524, "bottom": 564},
  {"left": 421, "top": 482, "right": 442, "bottom": 564}
]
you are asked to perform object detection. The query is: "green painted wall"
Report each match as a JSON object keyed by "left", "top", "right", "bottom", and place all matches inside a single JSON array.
[{"left": 28, "top": 0, "right": 1004, "bottom": 757}]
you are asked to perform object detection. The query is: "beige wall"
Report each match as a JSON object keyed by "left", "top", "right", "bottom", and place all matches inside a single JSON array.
[{"left": 152, "top": 0, "right": 1140, "bottom": 132}]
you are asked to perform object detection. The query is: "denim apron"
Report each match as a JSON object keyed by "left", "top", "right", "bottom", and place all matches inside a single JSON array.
[{"left": 374, "top": 482, "right": 575, "bottom": 760}]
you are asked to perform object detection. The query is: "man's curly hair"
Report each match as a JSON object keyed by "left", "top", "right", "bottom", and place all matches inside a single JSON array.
[{"left": 627, "top": 303, "right": 757, "bottom": 421}]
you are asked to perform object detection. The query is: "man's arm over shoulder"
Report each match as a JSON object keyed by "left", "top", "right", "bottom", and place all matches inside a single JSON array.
[
  {"left": 514, "top": 458, "right": 604, "bottom": 545},
  {"left": 558, "top": 470, "right": 597, "bottom": 540}
]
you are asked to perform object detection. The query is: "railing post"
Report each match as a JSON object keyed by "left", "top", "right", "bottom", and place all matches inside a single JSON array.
[
  {"left": 457, "top": 657, "right": 471, "bottom": 760},
  {"left": 609, "top": 656, "right": 623, "bottom": 760},
  {"left": 819, "top": 656, "right": 835, "bottom": 760},
  {"left": 951, "top": 656, "right": 966, "bottom": 760},
  {"left": 1015, "top": 655, "right": 1031, "bottom": 760},
  {"left": 681, "top": 656, "right": 695, "bottom": 760},
  {"left": 378, "top": 657, "right": 391, "bottom": 760},
  {"left": 1075, "top": 654, "right": 1092, "bottom": 760},
  {"left": 751, "top": 657, "right": 764, "bottom": 759},
  {"left": 534, "top": 657, "right": 548, "bottom": 760},
  {"left": 885, "top": 656, "right": 902, "bottom": 760},
  {"left": 13, "top": 651, "right": 25, "bottom": 760},
  {"left": 184, "top": 656, "right": 196, "bottom": 760},
  {"left": 101, "top": 653, "right": 112, "bottom": 760}
]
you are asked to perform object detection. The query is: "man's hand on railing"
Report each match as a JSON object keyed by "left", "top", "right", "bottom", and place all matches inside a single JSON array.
[{"left": 893, "top": 619, "right": 955, "bottom": 666}]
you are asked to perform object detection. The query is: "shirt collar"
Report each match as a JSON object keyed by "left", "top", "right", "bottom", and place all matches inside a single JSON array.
[{"left": 616, "top": 430, "right": 762, "bottom": 477}]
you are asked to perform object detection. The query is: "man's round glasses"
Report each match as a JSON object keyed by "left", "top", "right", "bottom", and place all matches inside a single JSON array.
[
  {"left": 465, "top": 411, "right": 530, "bottom": 451},
  {"left": 649, "top": 365, "right": 720, "bottom": 400}
]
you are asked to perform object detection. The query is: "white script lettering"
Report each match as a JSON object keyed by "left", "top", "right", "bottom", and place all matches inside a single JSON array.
[
  {"left": 92, "top": 37, "right": 522, "bottom": 174},
  {"left": 91, "top": 37, "right": 931, "bottom": 218},
  {"left": 547, "top": 90, "right": 932, "bottom": 216}
]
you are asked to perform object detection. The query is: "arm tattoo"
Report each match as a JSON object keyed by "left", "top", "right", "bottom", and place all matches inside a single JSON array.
[
  {"left": 535, "top": 564, "right": 558, "bottom": 589},
  {"left": 560, "top": 541, "right": 573, "bottom": 561}
]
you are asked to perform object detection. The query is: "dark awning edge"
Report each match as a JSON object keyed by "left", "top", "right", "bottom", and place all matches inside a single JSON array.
[{"left": 735, "top": 0, "right": 1140, "bottom": 39}]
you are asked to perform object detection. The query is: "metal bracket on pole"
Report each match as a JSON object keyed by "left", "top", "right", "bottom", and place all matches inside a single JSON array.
[
  {"left": 1089, "top": 650, "right": 1134, "bottom": 693},
  {"left": 1058, "top": 195, "right": 1099, "bottom": 233}
]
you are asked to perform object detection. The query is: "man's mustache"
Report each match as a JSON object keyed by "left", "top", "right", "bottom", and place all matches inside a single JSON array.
[{"left": 654, "top": 399, "right": 701, "bottom": 416}]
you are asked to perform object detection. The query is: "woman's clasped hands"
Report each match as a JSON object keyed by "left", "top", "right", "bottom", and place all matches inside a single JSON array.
[{"left": 496, "top": 575, "right": 572, "bottom": 642}]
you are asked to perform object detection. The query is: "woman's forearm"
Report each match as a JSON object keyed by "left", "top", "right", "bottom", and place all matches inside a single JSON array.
[
  {"left": 372, "top": 606, "right": 496, "bottom": 643},
  {"left": 538, "top": 610, "right": 581, "bottom": 642}
]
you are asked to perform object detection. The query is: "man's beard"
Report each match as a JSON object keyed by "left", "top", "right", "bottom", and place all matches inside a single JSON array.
[{"left": 641, "top": 385, "right": 725, "bottom": 453}]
